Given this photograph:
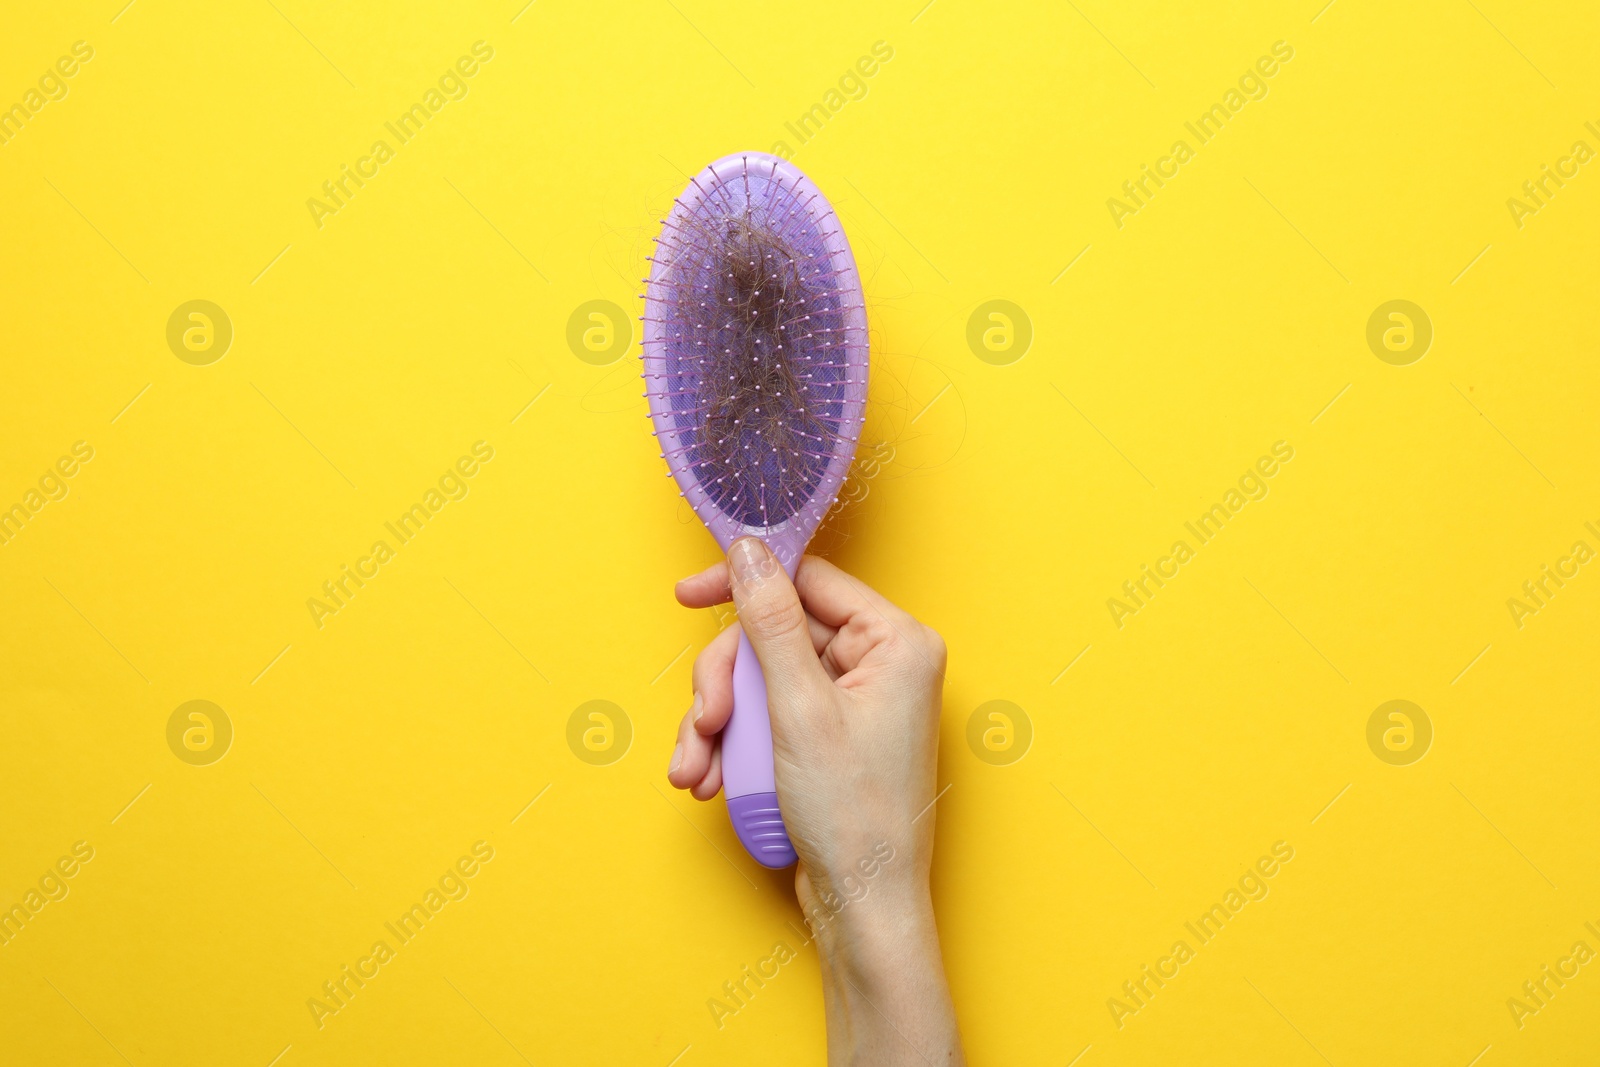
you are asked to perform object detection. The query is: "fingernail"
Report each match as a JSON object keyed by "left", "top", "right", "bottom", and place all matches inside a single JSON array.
[
  {"left": 668, "top": 743, "right": 683, "bottom": 776},
  {"left": 729, "top": 537, "right": 777, "bottom": 592},
  {"left": 690, "top": 692, "right": 704, "bottom": 728}
]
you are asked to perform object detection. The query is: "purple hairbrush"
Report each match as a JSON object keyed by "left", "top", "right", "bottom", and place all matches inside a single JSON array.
[{"left": 644, "top": 152, "right": 869, "bottom": 869}]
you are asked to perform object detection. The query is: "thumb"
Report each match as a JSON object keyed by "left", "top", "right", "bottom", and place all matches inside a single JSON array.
[{"left": 728, "top": 537, "right": 827, "bottom": 700}]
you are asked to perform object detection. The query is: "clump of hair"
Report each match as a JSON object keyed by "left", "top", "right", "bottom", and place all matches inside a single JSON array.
[{"left": 649, "top": 178, "right": 854, "bottom": 528}]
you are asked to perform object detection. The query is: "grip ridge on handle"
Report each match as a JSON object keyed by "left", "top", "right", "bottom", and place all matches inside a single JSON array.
[{"left": 727, "top": 793, "right": 796, "bottom": 867}]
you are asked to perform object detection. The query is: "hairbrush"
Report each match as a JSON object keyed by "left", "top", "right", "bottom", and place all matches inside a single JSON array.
[{"left": 643, "top": 152, "right": 869, "bottom": 869}]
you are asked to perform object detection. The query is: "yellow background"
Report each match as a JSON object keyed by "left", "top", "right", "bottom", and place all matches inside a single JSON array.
[{"left": 2, "top": 0, "right": 1597, "bottom": 1063}]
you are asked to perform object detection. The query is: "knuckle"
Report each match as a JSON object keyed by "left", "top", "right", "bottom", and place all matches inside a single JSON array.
[
  {"left": 690, "top": 648, "right": 714, "bottom": 689},
  {"left": 691, "top": 646, "right": 729, "bottom": 696},
  {"left": 860, "top": 613, "right": 900, "bottom": 648}
]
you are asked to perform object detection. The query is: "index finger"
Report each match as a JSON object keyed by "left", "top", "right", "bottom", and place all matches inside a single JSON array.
[
  {"left": 791, "top": 554, "right": 903, "bottom": 630},
  {"left": 675, "top": 561, "right": 731, "bottom": 608}
]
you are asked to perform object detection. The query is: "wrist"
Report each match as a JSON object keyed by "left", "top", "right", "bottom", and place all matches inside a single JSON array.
[
  {"left": 811, "top": 879, "right": 937, "bottom": 982},
  {"left": 799, "top": 835, "right": 926, "bottom": 947},
  {"left": 810, "top": 884, "right": 964, "bottom": 1066}
]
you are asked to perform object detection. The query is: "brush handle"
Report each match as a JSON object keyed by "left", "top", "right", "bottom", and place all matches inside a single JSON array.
[{"left": 724, "top": 629, "right": 798, "bottom": 868}]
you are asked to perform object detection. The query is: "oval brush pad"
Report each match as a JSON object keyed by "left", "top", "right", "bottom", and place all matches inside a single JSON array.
[{"left": 643, "top": 152, "right": 869, "bottom": 868}]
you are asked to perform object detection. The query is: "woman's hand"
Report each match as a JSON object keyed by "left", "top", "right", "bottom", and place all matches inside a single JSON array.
[{"left": 667, "top": 537, "right": 964, "bottom": 1065}]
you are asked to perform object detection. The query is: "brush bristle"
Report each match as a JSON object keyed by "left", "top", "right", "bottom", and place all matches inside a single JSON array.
[{"left": 645, "top": 158, "right": 861, "bottom": 530}]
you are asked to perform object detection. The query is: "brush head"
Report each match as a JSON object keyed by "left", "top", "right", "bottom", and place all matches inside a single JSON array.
[{"left": 644, "top": 152, "right": 868, "bottom": 572}]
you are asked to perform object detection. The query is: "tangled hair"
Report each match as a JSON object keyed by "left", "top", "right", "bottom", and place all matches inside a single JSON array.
[{"left": 648, "top": 166, "right": 858, "bottom": 529}]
